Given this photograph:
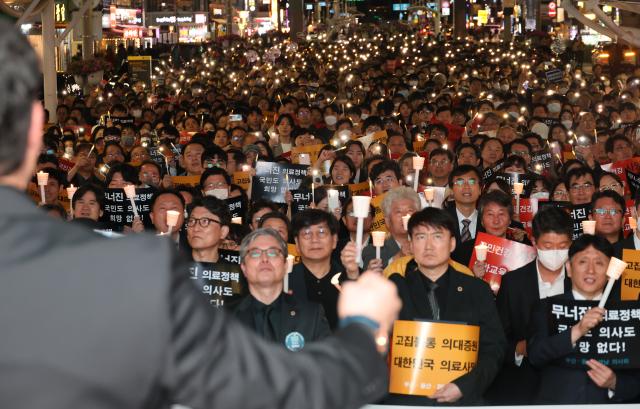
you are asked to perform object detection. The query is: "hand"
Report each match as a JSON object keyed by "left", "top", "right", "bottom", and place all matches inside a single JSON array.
[
  {"left": 586, "top": 359, "right": 617, "bottom": 390},
  {"left": 515, "top": 339, "right": 527, "bottom": 357},
  {"left": 472, "top": 260, "right": 486, "bottom": 278},
  {"left": 317, "top": 149, "right": 335, "bottom": 164},
  {"left": 337, "top": 271, "right": 401, "bottom": 339},
  {"left": 571, "top": 307, "right": 606, "bottom": 343},
  {"left": 130, "top": 216, "right": 144, "bottom": 233},
  {"left": 161, "top": 174, "right": 173, "bottom": 189},
  {"left": 366, "top": 258, "right": 384, "bottom": 274},
  {"left": 331, "top": 205, "right": 342, "bottom": 221},
  {"left": 432, "top": 383, "right": 463, "bottom": 403},
  {"left": 340, "top": 241, "right": 360, "bottom": 279},
  {"left": 284, "top": 190, "right": 293, "bottom": 205}
]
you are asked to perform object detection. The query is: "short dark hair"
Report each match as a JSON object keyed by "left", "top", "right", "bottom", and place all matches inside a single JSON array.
[
  {"left": 429, "top": 148, "right": 454, "bottom": 163},
  {"left": 590, "top": 190, "right": 626, "bottom": 214},
  {"left": 0, "top": 21, "right": 42, "bottom": 176},
  {"left": 199, "top": 166, "right": 231, "bottom": 189},
  {"left": 202, "top": 145, "right": 227, "bottom": 166},
  {"left": 448, "top": 164, "right": 483, "bottom": 188},
  {"left": 564, "top": 166, "right": 595, "bottom": 190},
  {"left": 569, "top": 234, "right": 614, "bottom": 259},
  {"left": 258, "top": 211, "right": 292, "bottom": 241},
  {"left": 407, "top": 207, "right": 456, "bottom": 238},
  {"left": 105, "top": 163, "right": 139, "bottom": 186},
  {"left": 478, "top": 190, "right": 513, "bottom": 218},
  {"left": 187, "top": 196, "right": 231, "bottom": 227},
  {"left": 330, "top": 154, "right": 356, "bottom": 183},
  {"left": 531, "top": 207, "right": 573, "bottom": 240},
  {"left": 604, "top": 134, "right": 632, "bottom": 154},
  {"left": 292, "top": 208, "right": 339, "bottom": 237},
  {"left": 71, "top": 183, "right": 105, "bottom": 211},
  {"left": 150, "top": 189, "right": 186, "bottom": 212},
  {"left": 248, "top": 200, "right": 282, "bottom": 224},
  {"left": 369, "top": 159, "right": 401, "bottom": 182}
]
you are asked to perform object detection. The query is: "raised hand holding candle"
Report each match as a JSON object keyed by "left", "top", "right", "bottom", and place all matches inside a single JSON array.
[
  {"left": 123, "top": 184, "right": 140, "bottom": 219},
  {"left": 352, "top": 196, "right": 372, "bottom": 264},
  {"left": 37, "top": 171, "right": 49, "bottom": 205},
  {"left": 371, "top": 231, "right": 386, "bottom": 260},
  {"left": 582, "top": 220, "right": 596, "bottom": 235},
  {"left": 598, "top": 257, "right": 627, "bottom": 308},
  {"left": 284, "top": 254, "right": 295, "bottom": 293},
  {"left": 412, "top": 155, "right": 425, "bottom": 192},
  {"left": 475, "top": 243, "right": 488, "bottom": 261}
]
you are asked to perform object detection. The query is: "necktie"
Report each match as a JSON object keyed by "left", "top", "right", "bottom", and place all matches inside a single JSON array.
[
  {"left": 427, "top": 281, "right": 440, "bottom": 320},
  {"left": 262, "top": 305, "right": 277, "bottom": 341},
  {"left": 460, "top": 219, "right": 472, "bottom": 243}
]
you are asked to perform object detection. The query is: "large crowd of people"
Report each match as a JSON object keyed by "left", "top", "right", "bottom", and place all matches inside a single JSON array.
[{"left": 10, "top": 17, "right": 640, "bottom": 406}]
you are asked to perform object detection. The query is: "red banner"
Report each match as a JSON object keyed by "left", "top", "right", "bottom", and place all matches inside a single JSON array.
[{"left": 468, "top": 232, "right": 537, "bottom": 292}]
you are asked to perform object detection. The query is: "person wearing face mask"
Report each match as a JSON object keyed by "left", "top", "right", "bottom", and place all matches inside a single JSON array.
[
  {"left": 546, "top": 97, "right": 563, "bottom": 119},
  {"left": 527, "top": 234, "right": 640, "bottom": 404},
  {"left": 199, "top": 167, "right": 231, "bottom": 200},
  {"left": 487, "top": 207, "right": 574, "bottom": 405}
]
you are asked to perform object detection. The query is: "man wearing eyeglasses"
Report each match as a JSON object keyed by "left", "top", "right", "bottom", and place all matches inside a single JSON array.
[
  {"left": 588, "top": 190, "right": 626, "bottom": 254},
  {"left": 289, "top": 209, "right": 348, "bottom": 329},
  {"left": 199, "top": 167, "right": 231, "bottom": 200},
  {"left": 446, "top": 165, "right": 485, "bottom": 266},
  {"left": 369, "top": 160, "right": 402, "bottom": 196},
  {"left": 186, "top": 196, "right": 232, "bottom": 264},
  {"left": 565, "top": 167, "right": 596, "bottom": 206},
  {"left": 232, "top": 228, "right": 331, "bottom": 349},
  {"left": 427, "top": 148, "right": 454, "bottom": 187}
]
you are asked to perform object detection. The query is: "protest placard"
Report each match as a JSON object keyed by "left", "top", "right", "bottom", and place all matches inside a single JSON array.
[
  {"left": 291, "top": 144, "right": 325, "bottom": 165},
  {"left": 548, "top": 299, "right": 640, "bottom": 369},
  {"left": 494, "top": 172, "right": 532, "bottom": 195},
  {"left": 622, "top": 249, "right": 640, "bottom": 301},
  {"left": 251, "top": 161, "right": 309, "bottom": 203},
  {"left": 226, "top": 196, "right": 245, "bottom": 219},
  {"left": 529, "top": 150, "right": 553, "bottom": 174},
  {"left": 349, "top": 180, "right": 372, "bottom": 197},
  {"left": 482, "top": 161, "right": 505, "bottom": 182},
  {"left": 371, "top": 192, "right": 388, "bottom": 232},
  {"left": 468, "top": 232, "right": 537, "bottom": 292},
  {"left": 189, "top": 261, "right": 245, "bottom": 308},
  {"left": 172, "top": 175, "right": 200, "bottom": 188},
  {"left": 389, "top": 320, "right": 480, "bottom": 397},
  {"left": 102, "top": 187, "right": 154, "bottom": 231},
  {"left": 232, "top": 171, "right": 252, "bottom": 191}
]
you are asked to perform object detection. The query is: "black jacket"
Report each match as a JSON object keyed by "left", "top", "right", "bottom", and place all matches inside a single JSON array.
[{"left": 386, "top": 263, "right": 506, "bottom": 405}]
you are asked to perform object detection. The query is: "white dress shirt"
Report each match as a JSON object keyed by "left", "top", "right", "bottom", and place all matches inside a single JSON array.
[{"left": 455, "top": 208, "right": 478, "bottom": 240}]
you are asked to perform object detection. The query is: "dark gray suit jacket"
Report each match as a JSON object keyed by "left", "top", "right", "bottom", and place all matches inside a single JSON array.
[{"left": 0, "top": 186, "right": 388, "bottom": 409}]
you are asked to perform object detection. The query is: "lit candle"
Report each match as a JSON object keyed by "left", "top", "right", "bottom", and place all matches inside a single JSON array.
[
  {"left": 37, "top": 171, "right": 48, "bottom": 205},
  {"left": 371, "top": 231, "right": 386, "bottom": 260},
  {"left": 402, "top": 214, "right": 411, "bottom": 232},
  {"left": 311, "top": 182, "right": 315, "bottom": 204},
  {"left": 166, "top": 210, "right": 180, "bottom": 235},
  {"left": 598, "top": 257, "right": 627, "bottom": 308},
  {"left": 582, "top": 220, "right": 596, "bottom": 235},
  {"left": 412, "top": 155, "right": 425, "bottom": 192},
  {"left": 284, "top": 254, "right": 295, "bottom": 293},
  {"left": 231, "top": 217, "right": 242, "bottom": 224},
  {"left": 327, "top": 189, "right": 339, "bottom": 213},
  {"left": 475, "top": 243, "right": 488, "bottom": 261},
  {"left": 369, "top": 179, "right": 374, "bottom": 197},
  {"left": 123, "top": 184, "right": 140, "bottom": 219},
  {"left": 66, "top": 184, "right": 77, "bottom": 218},
  {"left": 424, "top": 187, "right": 434, "bottom": 206},
  {"left": 352, "top": 196, "right": 372, "bottom": 264},
  {"left": 513, "top": 182, "right": 524, "bottom": 215}
]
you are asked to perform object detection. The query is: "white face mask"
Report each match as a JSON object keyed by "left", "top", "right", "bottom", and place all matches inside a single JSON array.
[
  {"left": 537, "top": 248, "right": 569, "bottom": 271},
  {"left": 360, "top": 113, "right": 369, "bottom": 120},
  {"left": 324, "top": 115, "right": 337, "bottom": 126},
  {"left": 530, "top": 191, "right": 550, "bottom": 200},
  {"left": 547, "top": 102, "right": 562, "bottom": 113},
  {"left": 132, "top": 109, "right": 142, "bottom": 118},
  {"left": 562, "top": 120, "right": 573, "bottom": 129},
  {"left": 65, "top": 146, "right": 74, "bottom": 156},
  {"left": 501, "top": 84, "right": 510, "bottom": 92},
  {"left": 205, "top": 189, "right": 229, "bottom": 200},
  {"left": 508, "top": 111, "right": 520, "bottom": 119}
]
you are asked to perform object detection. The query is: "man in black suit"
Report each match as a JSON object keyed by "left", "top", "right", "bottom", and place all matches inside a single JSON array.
[
  {"left": 488, "top": 207, "right": 574, "bottom": 404},
  {"left": 588, "top": 190, "right": 626, "bottom": 256},
  {"left": 446, "top": 165, "right": 484, "bottom": 266},
  {"left": 386, "top": 207, "right": 506, "bottom": 405},
  {"left": 528, "top": 235, "right": 640, "bottom": 404},
  {"left": 232, "top": 228, "right": 331, "bottom": 349},
  {"left": 0, "top": 22, "right": 402, "bottom": 409}
]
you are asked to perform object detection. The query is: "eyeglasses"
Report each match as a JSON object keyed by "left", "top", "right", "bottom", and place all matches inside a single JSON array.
[
  {"left": 300, "top": 227, "right": 329, "bottom": 240},
  {"left": 453, "top": 178, "right": 478, "bottom": 186},
  {"left": 374, "top": 176, "right": 397, "bottom": 185},
  {"left": 553, "top": 190, "right": 568, "bottom": 198},
  {"left": 430, "top": 159, "right": 450, "bottom": 167},
  {"left": 246, "top": 247, "right": 283, "bottom": 259},
  {"left": 600, "top": 183, "right": 622, "bottom": 192},
  {"left": 593, "top": 208, "right": 622, "bottom": 216},
  {"left": 187, "top": 217, "right": 221, "bottom": 228},
  {"left": 204, "top": 181, "right": 228, "bottom": 189},
  {"left": 570, "top": 182, "right": 594, "bottom": 191},
  {"left": 512, "top": 150, "right": 530, "bottom": 157}
]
